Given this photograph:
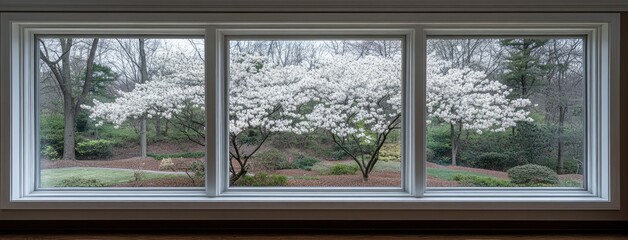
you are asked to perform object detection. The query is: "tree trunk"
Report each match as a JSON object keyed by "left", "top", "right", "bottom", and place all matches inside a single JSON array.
[
  {"left": 140, "top": 117, "right": 147, "bottom": 157},
  {"left": 139, "top": 38, "right": 148, "bottom": 157},
  {"left": 557, "top": 106, "right": 566, "bottom": 174},
  {"left": 450, "top": 123, "right": 457, "bottom": 166},
  {"left": 62, "top": 96, "right": 76, "bottom": 160},
  {"left": 60, "top": 39, "right": 75, "bottom": 160}
]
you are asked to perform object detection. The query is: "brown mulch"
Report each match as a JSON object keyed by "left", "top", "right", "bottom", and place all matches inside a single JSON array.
[{"left": 285, "top": 171, "right": 401, "bottom": 187}]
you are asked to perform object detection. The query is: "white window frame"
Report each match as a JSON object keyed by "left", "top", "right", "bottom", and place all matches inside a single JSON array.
[{"left": 0, "top": 12, "right": 619, "bottom": 210}]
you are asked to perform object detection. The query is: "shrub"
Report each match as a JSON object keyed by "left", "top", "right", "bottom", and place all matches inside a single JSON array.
[
  {"left": 57, "top": 177, "right": 107, "bottom": 187},
  {"left": 253, "top": 148, "right": 293, "bottom": 171},
  {"left": 159, "top": 158, "right": 175, "bottom": 171},
  {"left": 40, "top": 114, "right": 65, "bottom": 158},
  {"left": 148, "top": 151, "right": 205, "bottom": 160},
  {"left": 98, "top": 125, "right": 140, "bottom": 147},
  {"left": 467, "top": 152, "right": 511, "bottom": 171},
  {"left": 453, "top": 174, "right": 513, "bottom": 187},
  {"left": 328, "top": 164, "right": 359, "bottom": 175},
  {"left": 292, "top": 155, "right": 320, "bottom": 171},
  {"left": 75, "top": 139, "right": 113, "bottom": 160},
  {"left": 507, "top": 164, "right": 560, "bottom": 185},
  {"left": 234, "top": 173, "right": 288, "bottom": 187},
  {"left": 42, "top": 145, "right": 60, "bottom": 160},
  {"left": 378, "top": 143, "right": 401, "bottom": 162},
  {"left": 184, "top": 161, "right": 205, "bottom": 186}
]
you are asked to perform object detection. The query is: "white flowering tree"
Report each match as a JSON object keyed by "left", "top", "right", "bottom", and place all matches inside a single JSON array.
[
  {"left": 227, "top": 53, "right": 313, "bottom": 183},
  {"left": 426, "top": 56, "right": 533, "bottom": 165},
  {"left": 306, "top": 55, "right": 403, "bottom": 182},
  {"left": 85, "top": 50, "right": 312, "bottom": 184}
]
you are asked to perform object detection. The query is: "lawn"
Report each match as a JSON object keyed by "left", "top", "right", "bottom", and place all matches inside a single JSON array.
[
  {"left": 40, "top": 167, "right": 182, "bottom": 187},
  {"left": 427, "top": 167, "right": 500, "bottom": 181}
]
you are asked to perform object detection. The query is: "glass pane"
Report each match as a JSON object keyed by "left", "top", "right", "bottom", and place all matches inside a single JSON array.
[
  {"left": 227, "top": 39, "right": 403, "bottom": 187},
  {"left": 38, "top": 37, "right": 206, "bottom": 188},
  {"left": 426, "top": 37, "right": 585, "bottom": 188}
]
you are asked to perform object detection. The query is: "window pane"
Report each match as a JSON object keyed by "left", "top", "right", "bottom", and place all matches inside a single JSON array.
[
  {"left": 426, "top": 37, "right": 585, "bottom": 188},
  {"left": 227, "top": 39, "right": 403, "bottom": 187},
  {"left": 38, "top": 37, "right": 205, "bottom": 188}
]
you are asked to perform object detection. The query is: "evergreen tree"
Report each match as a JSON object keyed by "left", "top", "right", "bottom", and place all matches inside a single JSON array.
[{"left": 500, "top": 39, "right": 548, "bottom": 98}]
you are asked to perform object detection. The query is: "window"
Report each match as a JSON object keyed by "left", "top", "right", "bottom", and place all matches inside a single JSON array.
[
  {"left": 37, "top": 36, "right": 205, "bottom": 189},
  {"left": 1, "top": 13, "right": 619, "bottom": 210},
  {"left": 425, "top": 37, "right": 585, "bottom": 189},
  {"left": 226, "top": 38, "right": 404, "bottom": 188}
]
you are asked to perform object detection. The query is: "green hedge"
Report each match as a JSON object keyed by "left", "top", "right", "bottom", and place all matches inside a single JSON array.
[
  {"left": 76, "top": 139, "right": 113, "bottom": 160},
  {"left": 453, "top": 174, "right": 513, "bottom": 187},
  {"left": 234, "top": 173, "right": 288, "bottom": 187}
]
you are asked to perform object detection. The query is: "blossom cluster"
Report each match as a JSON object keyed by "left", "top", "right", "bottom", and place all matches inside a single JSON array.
[
  {"left": 426, "top": 54, "right": 533, "bottom": 133},
  {"left": 85, "top": 50, "right": 532, "bottom": 140}
]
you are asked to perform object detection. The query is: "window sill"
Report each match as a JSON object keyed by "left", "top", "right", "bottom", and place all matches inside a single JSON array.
[{"left": 4, "top": 189, "right": 616, "bottom": 210}]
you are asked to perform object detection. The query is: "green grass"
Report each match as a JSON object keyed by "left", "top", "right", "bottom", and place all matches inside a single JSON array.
[
  {"left": 40, "top": 167, "right": 180, "bottom": 188},
  {"left": 147, "top": 151, "right": 205, "bottom": 160},
  {"left": 427, "top": 167, "right": 498, "bottom": 181}
]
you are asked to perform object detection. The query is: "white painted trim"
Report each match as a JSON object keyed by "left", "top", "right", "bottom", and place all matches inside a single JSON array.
[{"left": 0, "top": 0, "right": 627, "bottom": 13}]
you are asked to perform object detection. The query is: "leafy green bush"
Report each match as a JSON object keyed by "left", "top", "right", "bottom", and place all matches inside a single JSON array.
[
  {"left": 42, "top": 145, "right": 60, "bottom": 160},
  {"left": 253, "top": 148, "right": 293, "bottom": 171},
  {"left": 328, "top": 164, "right": 359, "bottom": 175},
  {"left": 57, "top": 177, "right": 108, "bottom": 187},
  {"left": 378, "top": 143, "right": 401, "bottom": 162},
  {"left": 40, "top": 114, "right": 65, "bottom": 158},
  {"left": 75, "top": 139, "right": 113, "bottom": 160},
  {"left": 148, "top": 151, "right": 205, "bottom": 160},
  {"left": 234, "top": 173, "right": 288, "bottom": 187},
  {"left": 453, "top": 174, "right": 513, "bottom": 187},
  {"left": 507, "top": 164, "right": 559, "bottom": 185},
  {"left": 292, "top": 155, "right": 320, "bottom": 171},
  {"left": 426, "top": 124, "right": 451, "bottom": 164},
  {"left": 467, "top": 152, "right": 511, "bottom": 171},
  {"left": 97, "top": 125, "right": 139, "bottom": 147}
]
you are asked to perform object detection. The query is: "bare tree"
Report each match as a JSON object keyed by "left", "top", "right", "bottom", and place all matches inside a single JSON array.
[{"left": 39, "top": 38, "right": 100, "bottom": 160}]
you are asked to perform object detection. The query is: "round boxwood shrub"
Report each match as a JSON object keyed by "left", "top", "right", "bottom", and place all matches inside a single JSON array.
[
  {"left": 75, "top": 139, "right": 113, "bottom": 160},
  {"left": 253, "top": 148, "right": 293, "bottom": 171},
  {"left": 507, "top": 164, "right": 559, "bottom": 185}
]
